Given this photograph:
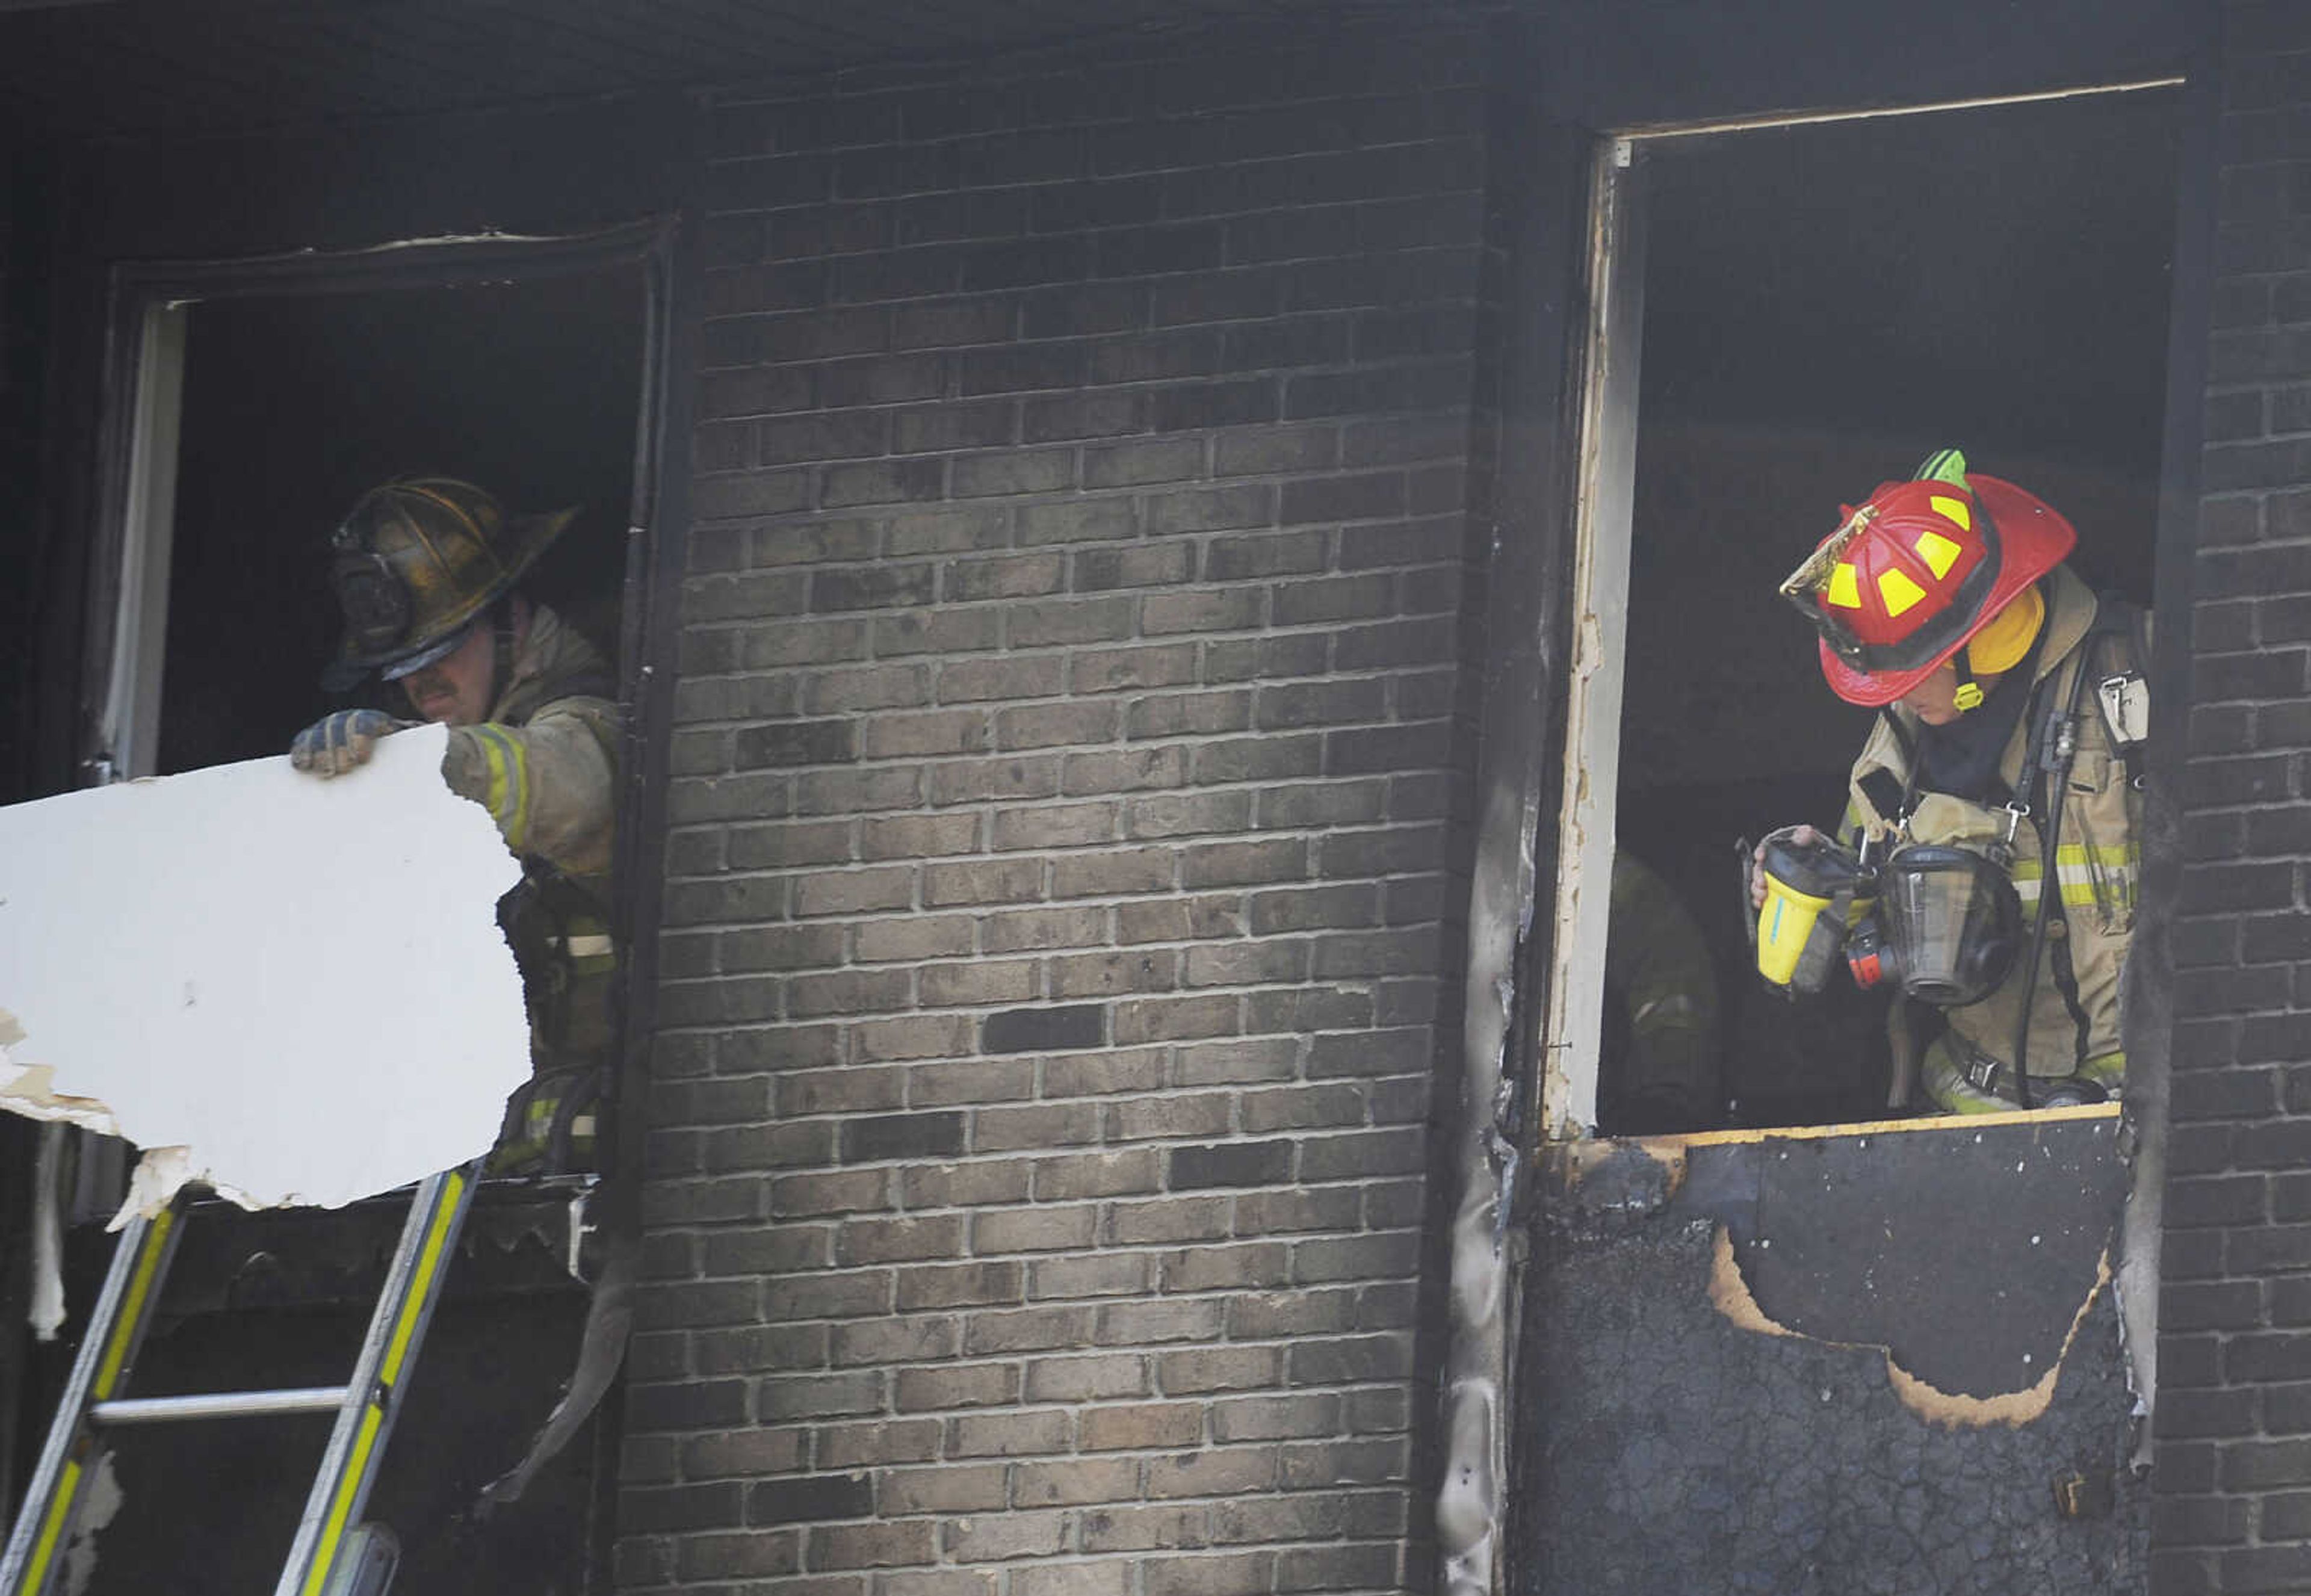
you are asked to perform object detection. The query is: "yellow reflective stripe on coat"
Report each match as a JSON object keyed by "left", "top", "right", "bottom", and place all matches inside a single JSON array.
[
  {"left": 470, "top": 725, "right": 533, "bottom": 853},
  {"left": 2010, "top": 844, "right": 2139, "bottom": 909},
  {"left": 549, "top": 912, "right": 617, "bottom": 976}
]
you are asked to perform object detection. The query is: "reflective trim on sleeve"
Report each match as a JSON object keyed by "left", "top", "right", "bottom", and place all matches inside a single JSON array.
[{"left": 470, "top": 725, "right": 533, "bottom": 853}]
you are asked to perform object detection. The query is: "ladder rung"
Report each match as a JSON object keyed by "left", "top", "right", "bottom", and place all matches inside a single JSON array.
[{"left": 91, "top": 1387, "right": 352, "bottom": 1425}]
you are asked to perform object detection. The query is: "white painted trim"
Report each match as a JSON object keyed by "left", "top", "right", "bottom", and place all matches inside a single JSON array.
[
  {"left": 1540, "top": 142, "right": 1645, "bottom": 1142},
  {"left": 1620, "top": 75, "right": 2183, "bottom": 141},
  {"left": 97, "top": 303, "right": 188, "bottom": 782}
]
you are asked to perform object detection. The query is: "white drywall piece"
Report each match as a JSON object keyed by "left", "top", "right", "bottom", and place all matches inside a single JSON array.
[{"left": 0, "top": 725, "right": 529, "bottom": 1222}]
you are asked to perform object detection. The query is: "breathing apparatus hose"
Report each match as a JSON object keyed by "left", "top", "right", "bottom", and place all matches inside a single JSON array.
[{"left": 2009, "top": 655, "right": 2093, "bottom": 1110}]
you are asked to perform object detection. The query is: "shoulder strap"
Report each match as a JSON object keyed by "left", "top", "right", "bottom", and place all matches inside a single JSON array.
[
  {"left": 2081, "top": 593, "right": 2150, "bottom": 768},
  {"left": 1855, "top": 709, "right": 1916, "bottom": 831}
]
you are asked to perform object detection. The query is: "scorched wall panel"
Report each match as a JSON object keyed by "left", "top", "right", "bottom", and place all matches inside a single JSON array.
[{"left": 623, "top": 19, "right": 1492, "bottom": 1592}]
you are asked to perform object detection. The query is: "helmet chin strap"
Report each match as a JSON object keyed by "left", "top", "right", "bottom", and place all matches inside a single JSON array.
[{"left": 1951, "top": 647, "right": 1984, "bottom": 714}]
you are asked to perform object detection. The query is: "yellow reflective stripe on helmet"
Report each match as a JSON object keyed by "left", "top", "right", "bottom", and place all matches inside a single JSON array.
[
  {"left": 471, "top": 726, "right": 532, "bottom": 853},
  {"left": 1928, "top": 494, "right": 1972, "bottom": 531},
  {"left": 1828, "top": 563, "right": 1863, "bottom": 608},
  {"left": 1878, "top": 568, "right": 1926, "bottom": 617},
  {"left": 1914, "top": 528, "right": 1963, "bottom": 578}
]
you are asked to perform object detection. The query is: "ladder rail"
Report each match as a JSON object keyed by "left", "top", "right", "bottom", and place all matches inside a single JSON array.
[
  {"left": 276, "top": 1165, "right": 475, "bottom": 1596},
  {"left": 2, "top": 1165, "right": 481, "bottom": 1596},
  {"left": 0, "top": 1204, "right": 184, "bottom": 1596}
]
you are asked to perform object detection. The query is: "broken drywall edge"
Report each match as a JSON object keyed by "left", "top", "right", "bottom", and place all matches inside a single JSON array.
[
  {"left": 0, "top": 1057, "right": 125, "bottom": 1137},
  {"left": 0, "top": 726, "right": 531, "bottom": 1220},
  {"left": 1706, "top": 1225, "right": 2111, "bottom": 1429},
  {"left": 1705, "top": 1225, "right": 1795, "bottom": 1340},
  {"left": 117, "top": 1148, "right": 268, "bottom": 1233}
]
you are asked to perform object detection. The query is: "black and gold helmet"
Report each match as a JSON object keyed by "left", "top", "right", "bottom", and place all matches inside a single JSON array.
[{"left": 321, "top": 477, "right": 577, "bottom": 691}]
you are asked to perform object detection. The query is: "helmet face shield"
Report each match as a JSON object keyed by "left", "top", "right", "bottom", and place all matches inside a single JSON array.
[
  {"left": 1879, "top": 843, "right": 2022, "bottom": 1007},
  {"left": 320, "top": 478, "right": 577, "bottom": 691},
  {"left": 330, "top": 546, "right": 415, "bottom": 661}
]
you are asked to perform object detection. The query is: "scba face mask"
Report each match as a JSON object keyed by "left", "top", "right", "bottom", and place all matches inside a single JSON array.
[{"left": 1851, "top": 843, "right": 2022, "bottom": 1007}]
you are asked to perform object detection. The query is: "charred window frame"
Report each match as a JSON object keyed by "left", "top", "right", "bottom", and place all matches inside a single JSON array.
[
  {"left": 1533, "top": 82, "right": 2200, "bottom": 1146},
  {"left": 77, "top": 215, "right": 688, "bottom": 1178},
  {"left": 46, "top": 215, "right": 695, "bottom": 1592}
]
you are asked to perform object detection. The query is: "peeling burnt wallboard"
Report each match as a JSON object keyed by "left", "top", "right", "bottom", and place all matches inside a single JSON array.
[
  {"left": 1679, "top": 1116, "right": 2127, "bottom": 1399},
  {"left": 0, "top": 726, "right": 530, "bottom": 1217},
  {"left": 1518, "top": 1119, "right": 2142, "bottom": 1594},
  {"left": 1517, "top": 1221, "right": 2144, "bottom": 1596}
]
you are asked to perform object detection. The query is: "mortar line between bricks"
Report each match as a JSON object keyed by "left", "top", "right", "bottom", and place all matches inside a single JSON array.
[{"left": 670, "top": 679, "right": 1465, "bottom": 719}]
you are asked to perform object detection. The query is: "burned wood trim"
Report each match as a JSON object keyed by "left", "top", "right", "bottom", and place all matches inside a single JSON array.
[
  {"left": 101, "top": 217, "right": 670, "bottom": 302},
  {"left": 1432, "top": 42, "right": 1598, "bottom": 1592},
  {"left": 592, "top": 90, "right": 706, "bottom": 1596},
  {"left": 2120, "top": 32, "right": 2222, "bottom": 1469},
  {"left": 1537, "top": 137, "right": 1644, "bottom": 1142}
]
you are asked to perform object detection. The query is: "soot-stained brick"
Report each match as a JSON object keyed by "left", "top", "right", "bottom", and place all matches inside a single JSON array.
[
  {"left": 983, "top": 1004, "right": 1107, "bottom": 1054},
  {"left": 746, "top": 1472, "right": 875, "bottom": 1526},
  {"left": 1168, "top": 1140, "right": 1294, "bottom": 1189},
  {"left": 840, "top": 1112, "right": 966, "bottom": 1161},
  {"left": 732, "top": 719, "right": 859, "bottom": 770},
  {"left": 639, "top": 16, "right": 1502, "bottom": 1596}
]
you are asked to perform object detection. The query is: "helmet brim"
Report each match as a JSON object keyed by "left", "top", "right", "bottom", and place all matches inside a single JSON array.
[
  {"left": 377, "top": 620, "right": 477, "bottom": 682},
  {"left": 1816, "top": 475, "right": 2076, "bottom": 707},
  {"left": 321, "top": 504, "right": 580, "bottom": 691}
]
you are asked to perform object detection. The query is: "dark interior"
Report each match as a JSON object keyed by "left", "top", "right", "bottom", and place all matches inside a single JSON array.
[
  {"left": 21, "top": 266, "right": 651, "bottom": 1592},
  {"left": 1601, "top": 89, "right": 2181, "bottom": 1133},
  {"left": 156, "top": 269, "right": 646, "bottom": 776}
]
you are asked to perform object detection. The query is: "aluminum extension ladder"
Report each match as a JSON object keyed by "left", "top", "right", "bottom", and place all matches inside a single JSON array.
[{"left": 0, "top": 1164, "right": 478, "bottom": 1596}]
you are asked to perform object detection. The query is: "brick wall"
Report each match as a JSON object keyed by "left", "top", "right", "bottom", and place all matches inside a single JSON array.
[
  {"left": 620, "top": 17, "right": 1492, "bottom": 1592},
  {"left": 2155, "top": 7, "right": 2311, "bottom": 1592}
]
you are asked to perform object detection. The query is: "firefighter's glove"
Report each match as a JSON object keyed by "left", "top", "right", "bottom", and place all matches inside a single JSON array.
[{"left": 289, "top": 709, "right": 406, "bottom": 777}]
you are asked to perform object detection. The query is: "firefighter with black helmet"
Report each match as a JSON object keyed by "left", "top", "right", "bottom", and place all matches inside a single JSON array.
[
  {"left": 290, "top": 477, "right": 620, "bottom": 1169},
  {"left": 1751, "top": 450, "right": 2147, "bottom": 1114}
]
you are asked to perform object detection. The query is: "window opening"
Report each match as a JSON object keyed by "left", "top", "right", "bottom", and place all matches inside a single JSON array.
[
  {"left": 29, "top": 247, "right": 661, "bottom": 1595},
  {"left": 1547, "top": 88, "right": 2182, "bottom": 1140},
  {"left": 152, "top": 274, "right": 642, "bottom": 777}
]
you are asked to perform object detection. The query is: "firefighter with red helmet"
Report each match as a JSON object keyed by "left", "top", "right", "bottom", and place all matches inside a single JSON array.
[
  {"left": 1753, "top": 450, "right": 2147, "bottom": 1114},
  {"left": 289, "top": 477, "right": 620, "bottom": 1169}
]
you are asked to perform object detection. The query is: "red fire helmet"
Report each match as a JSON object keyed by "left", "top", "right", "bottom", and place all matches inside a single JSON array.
[{"left": 1781, "top": 469, "right": 2076, "bottom": 707}]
